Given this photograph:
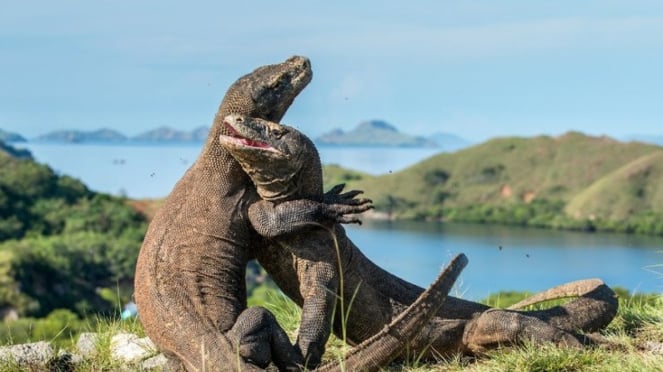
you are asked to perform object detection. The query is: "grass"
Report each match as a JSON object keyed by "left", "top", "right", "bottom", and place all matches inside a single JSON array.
[
  {"left": 232, "top": 286, "right": 663, "bottom": 372},
  {"left": 0, "top": 286, "right": 659, "bottom": 371},
  {"left": 257, "top": 286, "right": 663, "bottom": 372}
]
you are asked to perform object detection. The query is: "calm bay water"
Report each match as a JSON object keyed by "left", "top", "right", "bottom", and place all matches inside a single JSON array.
[
  {"left": 14, "top": 143, "right": 663, "bottom": 297},
  {"left": 17, "top": 143, "right": 440, "bottom": 199},
  {"left": 348, "top": 221, "right": 662, "bottom": 299}
]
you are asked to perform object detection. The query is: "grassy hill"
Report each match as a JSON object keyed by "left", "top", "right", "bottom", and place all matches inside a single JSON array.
[
  {"left": 325, "top": 132, "right": 663, "bottom": 235},
  {"left": 0, "top": 141, "right": 148, "bottom": 319},
  {"left": 566, "top": 151, "right": 663, "bottom": 221}
]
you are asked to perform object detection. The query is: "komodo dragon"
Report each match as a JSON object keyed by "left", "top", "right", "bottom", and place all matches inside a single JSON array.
[
  {"left": 134, "top": 56, "right": 467, "bottom": 372},
  {"left": 134, "top": 56, "right": 316, "bottom": 371},
  {"left": 220, "top": 111, "right": 372, "bottom": 366},
  {"left": 219, "top": 114, "right": 619, "bottom": 360}
]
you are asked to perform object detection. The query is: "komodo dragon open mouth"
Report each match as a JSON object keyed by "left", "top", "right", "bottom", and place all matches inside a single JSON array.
[{"left": 220, "top": 119, "right": 276, "bottom": 151}]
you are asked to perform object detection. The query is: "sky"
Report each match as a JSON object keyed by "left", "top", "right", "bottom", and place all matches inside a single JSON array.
[{"left": 2, "top": 1, "right": 662, "bottom": 142}]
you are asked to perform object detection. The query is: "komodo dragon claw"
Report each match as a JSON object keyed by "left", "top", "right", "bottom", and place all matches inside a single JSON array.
[{"left": 323, "top": 183, "right": 373, "bottom": 206}]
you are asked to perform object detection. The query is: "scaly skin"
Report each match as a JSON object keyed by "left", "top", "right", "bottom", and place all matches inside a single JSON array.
[
  {"left": 134, "top": 56, "right": 434, "bottom": 372},
  {"left": 134, "top": 56, "right": 323, "bottom": 371},
  {"left": 220, "top": 115, "right": 619, "bottom": 361},
  {"left": 220, "top": 114, "right": 466, "bottom": 370},
  {"left": 219, "top": 113, "right": 372, "bottom": 367}
]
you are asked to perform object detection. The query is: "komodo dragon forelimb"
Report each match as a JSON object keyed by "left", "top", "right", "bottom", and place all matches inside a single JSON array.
[{"left": 220, "top": 114, "right": 619, "bottom": 362}]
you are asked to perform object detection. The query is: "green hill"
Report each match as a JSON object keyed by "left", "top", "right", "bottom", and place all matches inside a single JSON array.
[
  {"left": 330, "top": 132, "right": 663, "bottom": 235},
  {"left": 0, "top": 140, "right": 148, "bottom": 318},
  {"left": 565, "top": 151, "right": 663, "bottom": 222}
]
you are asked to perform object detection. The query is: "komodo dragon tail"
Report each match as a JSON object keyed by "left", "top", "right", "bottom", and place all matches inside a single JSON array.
[
  {"left": 507, "top": 278, "right": 619, "bottom": 333},
  {"left": 316, "top": 253, "right": 468, "bottom": 372},
  {"left": 462, "top": 278, "right": 618, "bottom": 354}
]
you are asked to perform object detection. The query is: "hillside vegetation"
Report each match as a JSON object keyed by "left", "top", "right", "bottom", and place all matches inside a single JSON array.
[
  {"left": 0, "top": 141, "right": 148, "bottom": 320},
  {"left": 324, "top": 132, "right": 663, "bottom": 235},
  {"left": 0, "top": 140, "right": 261, "bottom": 347}
]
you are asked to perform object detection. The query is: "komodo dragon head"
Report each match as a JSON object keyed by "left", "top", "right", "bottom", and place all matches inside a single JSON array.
[
  {"left": 218, "top": 113, "right": 319, "bottom": 201},
  {"left": 214, "top": 56, "right": 313, "bottom": 134}
]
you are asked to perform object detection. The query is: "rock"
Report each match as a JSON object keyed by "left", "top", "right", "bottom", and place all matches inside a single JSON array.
[
  {"left": 642, "top": 341, "right": 663, "bottom": 354},
  {"left": 111, "top": 333, "right": 157, "bottom": 364},
  {"left": 76, "top": 332, "right": 101, "bottom": 359},
  {"left": 0, "top": 333, "right": 164, "bottom": 369},
  {"left": 141, "top": 353, "right": 169, "bottom": 370},
  {"left": 0, "top": 341, "right": 54, "bottom": 367},
  {"left": 48, "top": 352, "right": 76, "bottom": 372}
]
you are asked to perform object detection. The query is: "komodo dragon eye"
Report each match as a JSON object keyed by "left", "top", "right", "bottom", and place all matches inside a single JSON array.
[
  {"left": 268, "top": 79, "right": 282, "bottom": 89},
  {"left": 270, "top": 128, "right": 288, "bottom": 139}
]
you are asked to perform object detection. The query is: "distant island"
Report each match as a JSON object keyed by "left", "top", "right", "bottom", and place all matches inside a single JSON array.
[
  {"left": 34, "top": 129, "right": 128, "bottom": 143},
  {"left": 131, "top": 126, "right": 209, "bottom": 143},
  {"left": 2, "top": 120, "right": 474, "bottom": 149},
  {"left": 316, "top": 120, "right": 438, "bottom": 147},
  {"left": 0, "top": 129, "right": 27, "bottom": 143},
  {"left": 29, "top": 126, "right": 209, "bottom": 144}
]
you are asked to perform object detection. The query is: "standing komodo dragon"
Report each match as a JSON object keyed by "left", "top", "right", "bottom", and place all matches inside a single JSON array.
[
  {"left": 219, "top": 114, "right": 619, "bottom": 361},
  {"left": 134, "top": 56, "right": 315, "bottom": 371},
  {"left": 134, "top": 56, "right": 469, "bottom": 372}
]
